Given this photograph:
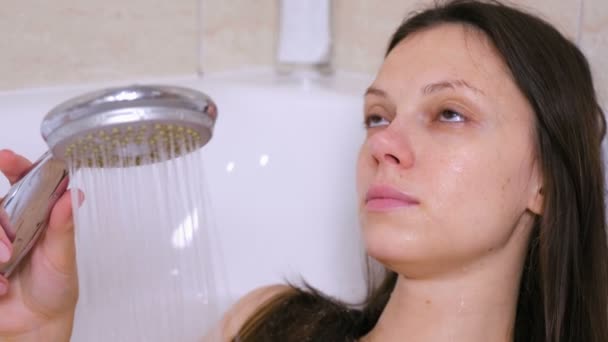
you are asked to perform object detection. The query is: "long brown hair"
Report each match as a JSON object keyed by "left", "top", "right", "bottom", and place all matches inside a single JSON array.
[{"left": 236, "top": 1, "right": 608, "bottom": 341}]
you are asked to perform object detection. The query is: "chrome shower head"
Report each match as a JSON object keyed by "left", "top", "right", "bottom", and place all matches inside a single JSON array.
[
  {"left": 41, "top": 84, "right": 217, "bottom": 168},
  {"left": 0, "top": 84, "right": 218, "bottom": 277}
]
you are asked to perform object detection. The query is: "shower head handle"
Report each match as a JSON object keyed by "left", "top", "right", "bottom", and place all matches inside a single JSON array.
[{"left": 0, "top": 152, "right": 68, "bottom": 277}]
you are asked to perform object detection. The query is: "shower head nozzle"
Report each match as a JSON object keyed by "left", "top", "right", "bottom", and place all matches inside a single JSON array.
[{"left": 41, "top": 84, "right": 217, "bottom": 168}]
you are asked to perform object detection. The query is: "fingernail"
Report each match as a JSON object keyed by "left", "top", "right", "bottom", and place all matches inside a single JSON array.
[
  {"left": 0, "top": 240, "right": 11, "bottom": 263},
  {"left": 0, "top": 281, "right": 7, "bottom": 296},
  {"left": 0, "top": 149, "right": 14, "bottom": 157},
  {"left": 78, "top": 190, "right": 86, "bottom": 205}
]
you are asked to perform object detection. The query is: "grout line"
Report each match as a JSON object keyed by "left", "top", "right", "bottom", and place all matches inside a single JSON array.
[
  {"left": 197, "top": 0, "right": 205, "bottom": 77},
  {"left": 576, "top": 0, "right": 585, "bottom": 45}
]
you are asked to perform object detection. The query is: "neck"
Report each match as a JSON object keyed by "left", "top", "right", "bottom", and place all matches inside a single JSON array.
[{"left": 362, "top": 237, "right": 529, "bottom": 342}]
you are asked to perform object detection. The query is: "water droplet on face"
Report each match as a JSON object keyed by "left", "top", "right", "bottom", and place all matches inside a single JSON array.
[{"left": 458, "top": 295, "right": 467, "bottom": 313}]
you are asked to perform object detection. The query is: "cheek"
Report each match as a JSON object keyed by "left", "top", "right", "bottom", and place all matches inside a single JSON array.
[
  {"left": 427, "top": 146, "right": 532, "bottom": 245},
  {"left": 425, "top": 154, "right": 468, "bottom": 212}
]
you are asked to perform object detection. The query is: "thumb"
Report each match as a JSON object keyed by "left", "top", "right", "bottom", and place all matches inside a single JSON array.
[{"left": 41, "top": 190, "right": 83, "bottom": 275}]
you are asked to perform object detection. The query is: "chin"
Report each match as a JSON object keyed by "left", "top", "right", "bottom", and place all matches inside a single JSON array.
[
  {"left": 362, "top": 222, "right": 486, "bottom": 279},
  {"left": 363, "top": 222, "right": 430, "bottom": 265}
]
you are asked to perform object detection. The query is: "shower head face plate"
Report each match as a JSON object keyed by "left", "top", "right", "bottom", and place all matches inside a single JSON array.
[{"left": 41, "top": 85, "right": 217, "bottom": 168}]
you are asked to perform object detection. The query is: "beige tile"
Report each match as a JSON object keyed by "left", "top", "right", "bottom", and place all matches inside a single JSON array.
[
  {"left": 0, "top": 0, "right": 198, "bottom": 91},
  {"left": 333, "top": 0, "right": 427, "bottom": 75},
  {"left": 200, "top": 0, "right": 277, "bottom": 72},
  {"left": 332, "top": 0, "right": 581, "bottom": 75},
  {"left": 579, "top": 0, "right": 608, "bottom": 107}
]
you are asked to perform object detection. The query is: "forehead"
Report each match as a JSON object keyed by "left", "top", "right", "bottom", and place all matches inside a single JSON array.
[{"left": 375, "top": 23, "right": 514, "bottom": 97}]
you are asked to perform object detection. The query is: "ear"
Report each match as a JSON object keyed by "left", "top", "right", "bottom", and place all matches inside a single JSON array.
[{"left": 527, "top": 160, "right": 544, "bottom": 215}]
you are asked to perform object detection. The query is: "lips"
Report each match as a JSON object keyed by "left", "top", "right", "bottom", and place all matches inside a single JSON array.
[{"left": 365, "top": 185, "right": 419, "bottom": 211}]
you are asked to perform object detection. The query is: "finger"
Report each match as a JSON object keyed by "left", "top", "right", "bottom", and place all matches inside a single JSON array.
[
  {"left": 0, "top": 150, "right": 33, "bottom": 185},
  {"left": 41, "top": 190, "right": 83, "bottom": 275},
  {"left": 0, "top": 211, "right": 13, "bottom": 266},
  {"left": 0, "top": 230, "right": 11, "bottom": 266},
  {"left": 0, "top": 274, "right": 8, "bottom": 296},
  {"left": 49, "top": 189, "right": 85, "bottom": 232}
]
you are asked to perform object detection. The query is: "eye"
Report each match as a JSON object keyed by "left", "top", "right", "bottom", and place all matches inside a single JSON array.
[
  {"left": 438, "top": 109, "right": 466, "bottom": 123},
  {"left": 364, "top": 114, "right": 390, "bottom": 129}
]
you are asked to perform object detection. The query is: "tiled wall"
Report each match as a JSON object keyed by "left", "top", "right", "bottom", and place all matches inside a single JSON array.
[
  {"left": 0, "top": 0, "right": 606, "bottom": 103},
  {"left": 199, "top": 0, "right": 277, "bottom": 72},
  {"left": 0, "top": 0, "right": 199, "bottom": 91}
]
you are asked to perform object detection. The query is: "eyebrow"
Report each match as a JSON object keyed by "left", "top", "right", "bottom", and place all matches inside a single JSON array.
[
  {"left": 364, "top": 79, "right": 485, "bottom": 99},
  {"left": 423, "top": 79, "right": 485, "bottom": 96}
]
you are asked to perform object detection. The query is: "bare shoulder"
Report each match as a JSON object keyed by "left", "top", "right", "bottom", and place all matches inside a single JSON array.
[
  {"left": 203, "top": 284, "right": 292, "bottom": 341},
  {"left": 224, "top": 284, "right": 293, "bottom": 335}
]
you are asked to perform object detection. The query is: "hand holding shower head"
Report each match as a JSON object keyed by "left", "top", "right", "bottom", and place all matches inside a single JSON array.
[{"left": 0, "top": 85, "right": 217, "bottom": 277}]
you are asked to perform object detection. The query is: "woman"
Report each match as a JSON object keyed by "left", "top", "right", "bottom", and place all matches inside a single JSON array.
[
  {"left": 210, "top": 1, "right": 608, "bottom": 341},
  {"left": 1, "top": 0, "right": 607, "bottom": 341}
]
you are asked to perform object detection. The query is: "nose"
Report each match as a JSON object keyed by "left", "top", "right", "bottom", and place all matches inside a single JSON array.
[{"left": 367, "top": 127, "right": 415, "bottom": 169}]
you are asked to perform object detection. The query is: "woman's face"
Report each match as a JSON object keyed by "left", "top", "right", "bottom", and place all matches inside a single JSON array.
[{"left": 357, "top": 24, "right": 543, "bottom": 278}]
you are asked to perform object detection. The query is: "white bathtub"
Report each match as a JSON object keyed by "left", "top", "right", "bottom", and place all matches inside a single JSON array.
[{"left": 0, "top": 69, "right": 373, "bottom": 340}]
